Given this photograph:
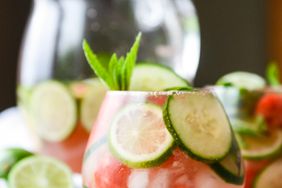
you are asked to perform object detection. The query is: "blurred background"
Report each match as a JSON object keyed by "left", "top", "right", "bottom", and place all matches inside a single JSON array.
[
  {"left": 0, "top": 1, "right": 32, "bottom": 111},
  {"left": 0, "top": 0, "right": 271, "bottom": 111}
]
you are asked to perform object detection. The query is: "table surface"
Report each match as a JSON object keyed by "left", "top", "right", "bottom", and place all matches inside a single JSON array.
[{"left": 0, "top": 107, "right": 37, "bottom": 150}]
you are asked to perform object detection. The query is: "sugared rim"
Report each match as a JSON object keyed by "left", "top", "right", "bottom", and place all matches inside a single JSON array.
[{"left": 106, "top": 88, "right": 212, "bottom": 96}]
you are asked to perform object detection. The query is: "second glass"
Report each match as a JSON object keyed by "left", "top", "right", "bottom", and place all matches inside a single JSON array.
[{"left": 214, "top": 87, "right": 282, "bottom": 188}]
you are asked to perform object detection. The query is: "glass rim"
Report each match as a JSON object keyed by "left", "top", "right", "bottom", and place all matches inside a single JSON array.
[
  {"left": 210, "top": 85, "right": 282, "bottom": 93},
  {"left": 105, "top": 88, "right": 214, "bottom": 96}
]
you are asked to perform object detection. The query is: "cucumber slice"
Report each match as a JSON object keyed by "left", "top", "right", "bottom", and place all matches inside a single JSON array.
[
  {"left": 30, "top": 81, "right": 77, "bottom": 142},
  {"left": 129, "top": 63, "right": 189, "bottom": 91},
  {"left": 253, "top": 158, "right": 282, "bottom": 188},
  {"left": 164, "top": 90, "right": 232, "bottom": 162},
  {"left": 240, "top": 130, "right": 282, "bottom": 160},
  {"left": 109, "top": 103, "right": 174, "bottom": 168},
  {"left": 80, "top": 78, "right": 107, "bottom": 132},
  {"left": 216, "top": 71, "right": 266, "bottom": 90},
  {"left": 210, "top": 140, "right": 244, "bottom": 185},
  {"left": 213, "top": 86, "right": 263, "bottom": 120}
]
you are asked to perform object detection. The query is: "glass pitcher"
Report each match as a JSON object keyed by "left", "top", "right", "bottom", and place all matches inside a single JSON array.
[{"left": 17, "top": 0, "right": 200, "bottom": 172}]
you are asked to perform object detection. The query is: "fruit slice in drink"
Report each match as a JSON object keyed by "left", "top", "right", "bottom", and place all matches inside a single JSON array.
[
  {"left": 163, "top": 90, "right": 232, "bottom": 162},
  {"left": 239, "top": 130, "right": 282, "bottom": 160},
  {"left": 109, "top": 103, "right": 174, "bottom": 168},
  {"left": 80, "top": 78, "right": 107, "bottom": 132},
  {"left": 29, "top": 81, "right": 77, "bottom": 142},
  {"left": 210, "top": 141, "right": 244, "bottom": 185}
]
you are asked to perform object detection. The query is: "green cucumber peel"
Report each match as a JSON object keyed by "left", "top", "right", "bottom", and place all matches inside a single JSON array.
[
  {"left": 232, "top": 115, "right": 267, "bottom": 137},
  {"left": 210, "top": 137, "right": 244, "bottom": 185}
]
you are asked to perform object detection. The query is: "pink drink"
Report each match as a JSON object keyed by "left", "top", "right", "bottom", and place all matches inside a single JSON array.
[
  {"left": 39, "top": 122, "right": 89, "bottom": 173},
  {"left": 82, "top": 91, "right": 244, "bottom": 188}
]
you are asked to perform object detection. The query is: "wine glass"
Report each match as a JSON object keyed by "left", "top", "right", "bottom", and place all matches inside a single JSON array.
[{"left": 82, "top": 90, "right": 244, "bottom": 188}]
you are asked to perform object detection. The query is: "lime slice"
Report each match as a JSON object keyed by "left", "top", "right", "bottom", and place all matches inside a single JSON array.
[
  {"left": 8, "top": 156, "right": 73, "bottom": 188},
  {"left": 240, "top": 130, "right": 282, "bottom": 160},
  {"left": 129, "top": 63, "right": 189, "bottom": 91},
  {"left": 0, "top": 148, "right": 33, "bottom": 179},
  {"left": 216, "top": 71, "right": 266, "bottom": 90},
  {"left": 17, "top": 85, "right": 32, "bottom": 110},
  {"left": 109, "top": 103, "right": 174, "bottom": 168},
  {"left": 30, "top": 81, "right": 77, "bottom": 142},
  {"left": 80, "top": 78, "right": 107, "bottom": 132}
]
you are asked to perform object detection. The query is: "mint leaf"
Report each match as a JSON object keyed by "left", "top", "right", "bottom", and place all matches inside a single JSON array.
[
  {"left": 83, "top": 33, "right": 142, "bottom": 90},
  {"left": 108, "top": 53, "right": 119, "bottom": 89},
  {"left": 109, "top": 53, "right": 118, "bottom": 74},
  {"left": 83, "top": 40, "right": 116, "bottom": 89},
  {"left": 124, "top": 33, "right": 142, "bottom": 90},
  {"left": 266, "top": 62, "right": 280, "bottom": 86},
  {"left": 117, "top": 56, "right": 125, "bottom": 90}
]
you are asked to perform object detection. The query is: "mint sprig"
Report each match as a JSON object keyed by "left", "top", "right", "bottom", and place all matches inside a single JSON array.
[
  {"left": 83, "top": 33, "right": 141, "bottom": 90},
  {"left": 266, "top": 62, "right": 280, "bottom": 86}
]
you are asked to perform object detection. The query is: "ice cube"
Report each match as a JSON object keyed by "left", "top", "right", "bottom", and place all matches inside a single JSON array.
[{"left": 127, "top": 170, "right": 149, "bottom": 188}]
